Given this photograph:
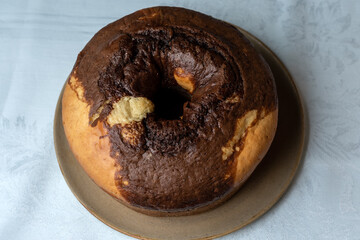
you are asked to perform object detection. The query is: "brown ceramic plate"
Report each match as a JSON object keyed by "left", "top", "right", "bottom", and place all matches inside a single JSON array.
[{"left": 54, "top": 27, "right": 305, "bottom": 240}]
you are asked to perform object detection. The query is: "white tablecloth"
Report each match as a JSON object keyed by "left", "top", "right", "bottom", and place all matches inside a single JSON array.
[{"left": 1, "top": 0, "right": 359, "bottom": 239}]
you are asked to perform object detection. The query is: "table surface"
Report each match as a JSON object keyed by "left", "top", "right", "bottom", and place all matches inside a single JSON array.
[{"left": 1, "top": 0, "right": 359, "bottom": 239}]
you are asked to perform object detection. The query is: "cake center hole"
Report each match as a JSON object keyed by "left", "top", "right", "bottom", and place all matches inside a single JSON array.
[{"left": 153, "top": 87, "right": 190, "bottom": 120}]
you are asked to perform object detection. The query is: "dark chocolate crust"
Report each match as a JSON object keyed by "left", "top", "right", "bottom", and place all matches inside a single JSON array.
[{"left": 70, "top": 7, "right": 277, "bottom": 212}]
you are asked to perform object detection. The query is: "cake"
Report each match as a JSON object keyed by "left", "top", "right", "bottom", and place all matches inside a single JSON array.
[{"left": 62, "top": 6, "right": 278, "bottom": 216}]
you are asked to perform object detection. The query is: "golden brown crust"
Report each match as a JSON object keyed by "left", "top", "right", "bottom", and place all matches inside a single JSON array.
[
  {"left": 234, "top": 110, "right": 278, "bottom": 185},
  {"left": 62, "top": 77, "right": 124, "bottom": 201},
  {"left": 173, "top": 67, "right": 195, "bottom": 93}
]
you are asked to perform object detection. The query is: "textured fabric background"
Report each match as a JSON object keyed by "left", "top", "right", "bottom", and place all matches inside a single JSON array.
[{"left": 1, "top": 0, "right": 359, "bottom": 239}]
